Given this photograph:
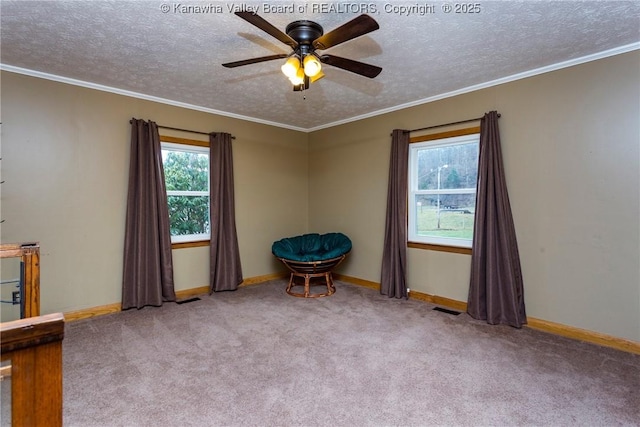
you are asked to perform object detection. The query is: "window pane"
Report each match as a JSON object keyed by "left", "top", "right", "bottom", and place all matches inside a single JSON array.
[
  {"left": 162, "top": 150, "right": 209, "bottom": 192},
  {"left": 417, "top": 142, "right": 478, "bottom": 190},
  {"left": 409, "top": 132, "right": 479, "bottom": 247},
  {"left": 167, "top": 195, "right": 210, "bottom": 236},
  {"left": 414, "top": 194, "right": 475, "bottom": 239}
]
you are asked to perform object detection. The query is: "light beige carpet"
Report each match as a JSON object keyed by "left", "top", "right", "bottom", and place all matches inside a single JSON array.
[{"left": 61, "top": 280, "right": 639, "bottom": 426}]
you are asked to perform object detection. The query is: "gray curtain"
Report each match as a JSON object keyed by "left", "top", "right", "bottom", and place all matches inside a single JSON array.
[
  {"left": 122, "top": 119, "right": 176, "bottom": 309},
  {"left": 209, "top": 132, "right": 243, "bottom": 292},
  {"left": 380, "top": 129, "right": 409, "bottom": 298},
  {"left": 467, "top": 111, "right": 526, "bottom": 327}
]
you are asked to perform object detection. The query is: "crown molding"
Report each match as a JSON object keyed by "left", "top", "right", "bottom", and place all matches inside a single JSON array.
[
  {"left": 2, "top": 42, "right": 638, "bottom": 133},
  {"left": 307, "top": 42, "right": 640, "bottom": 132},
  {"left": 0, "top": 64, "right": 309, "bottom": 133}
]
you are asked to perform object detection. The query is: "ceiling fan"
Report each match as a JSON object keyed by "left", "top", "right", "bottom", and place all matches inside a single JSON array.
[{"left": 222, "top": 12, "right": 382, "bottom": 91}]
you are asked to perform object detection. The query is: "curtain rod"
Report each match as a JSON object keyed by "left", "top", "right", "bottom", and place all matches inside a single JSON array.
[
  {"left": 402, "top": 113, "right": 501, "bottom": 135},
  {"left": 129, "top": 120, "right": 235, "bottom": 139},
  {"left": 158, "top": 125, "right": 236, "bottom": 139}
]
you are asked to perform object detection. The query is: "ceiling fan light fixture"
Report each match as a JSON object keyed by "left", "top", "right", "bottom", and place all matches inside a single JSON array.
[
  {"left": 224, "top": 13, "right": 382, "bottom": 89},
  {"left": 281, "top": 56, "right": 300, "bottom": 78},
  {"left": 303, "top": 54, "right": 322, "bottom": 77},
  {"left": 289, "top": 67, "right": 305, "bottom": 85},
  {"left": 310, "top": 70, "right": 325, "bottom": 83}
]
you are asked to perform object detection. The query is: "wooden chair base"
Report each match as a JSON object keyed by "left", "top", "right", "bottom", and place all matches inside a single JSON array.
[
  {"left": 277, "top": 254, "right": 347, "bottom": 298},
  {"left": 286, "top": 272, "right": 336, "bottom": 298}
]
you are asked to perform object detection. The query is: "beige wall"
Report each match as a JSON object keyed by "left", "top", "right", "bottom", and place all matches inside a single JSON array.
[
  {"left": 308, "top": 51, "right": 640, "bottom": 342},
  {"left": 1, "top": 72, "right": 308, "bottom": 314},
  {"left": 2, "top": 51, "right": 639, "bottom": 343}
]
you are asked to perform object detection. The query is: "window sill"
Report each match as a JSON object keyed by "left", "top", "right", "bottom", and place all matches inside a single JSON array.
[
  {"left": 407, "top": 241, "right": 472, "bottom": 255},
  {"left": 171, "top": 240, "right": 210, "bottom": 250}
]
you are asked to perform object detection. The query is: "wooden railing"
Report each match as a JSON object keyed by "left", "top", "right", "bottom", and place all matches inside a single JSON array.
[
  {"left": 1, "top": 313, "right": 64, "bottom": 426},
  {"left": 1, "top": 243, "right": 40, "bottom": 319}
]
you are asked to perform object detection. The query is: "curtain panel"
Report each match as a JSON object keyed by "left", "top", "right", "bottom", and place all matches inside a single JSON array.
[
  {"left": 467, "top": 111, "right": 527, "bottom": 327},
  {"left": 380, "top": 129, "right": 410, "bottom": 298},
  {"left": 122, "top": 118, "right": 176, "bottom": 309},
  {"left": 209, "top": 132, "right": 243, "bottom": 292}
]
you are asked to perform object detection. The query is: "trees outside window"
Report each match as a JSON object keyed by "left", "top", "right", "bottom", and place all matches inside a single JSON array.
[{"left": 161, "top": 142, "right": 209, "bottom": 243}]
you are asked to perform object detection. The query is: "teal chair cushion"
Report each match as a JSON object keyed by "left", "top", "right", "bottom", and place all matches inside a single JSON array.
[{"left": 272, "top": 233, "right": 352, "bottom": 262}]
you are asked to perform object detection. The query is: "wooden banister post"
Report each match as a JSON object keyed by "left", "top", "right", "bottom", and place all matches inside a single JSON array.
[
  {"left": 1, "top": 313, "right": 65, "bottom": 426},
  {"left": 0, "top": 242, "right": 41, "bottom": 319}
]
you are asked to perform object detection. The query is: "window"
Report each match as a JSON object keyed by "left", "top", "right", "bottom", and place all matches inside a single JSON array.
[
  {"left": 161, "top": 139, "right": 210, "bottom": 243},
  {"left": 408, "top": 130, "right": 479, "bottom": 249}
]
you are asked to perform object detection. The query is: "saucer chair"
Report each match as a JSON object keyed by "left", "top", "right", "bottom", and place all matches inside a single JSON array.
[{"left": 272, "top": 233, "right": 352, "bottom": 298}]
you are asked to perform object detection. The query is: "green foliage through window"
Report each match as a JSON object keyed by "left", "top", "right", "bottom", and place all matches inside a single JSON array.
[{"left": 161, "top": 144, "right": 210, "bottom": 240}]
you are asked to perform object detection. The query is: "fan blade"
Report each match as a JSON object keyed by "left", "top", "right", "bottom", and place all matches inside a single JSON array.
[
  {"left": 312, "top": 14, "right": 379, "bottom": 50},
  {"left": 222, "top": 54, "right": 288, "bottom": 68},
  {"left": 235, "top": 11, "right": 298, "bottom": 49},
  {"left": 319, "top": 54, "right": 382, "bottom": 78}
]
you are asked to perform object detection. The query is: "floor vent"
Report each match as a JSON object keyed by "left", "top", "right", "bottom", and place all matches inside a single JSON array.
[
  {"left": 433, "top": 306, "right": 461, "bottom": 316},
  {"left": 177, "top": 297, "right": 201, "bottom": 305}
]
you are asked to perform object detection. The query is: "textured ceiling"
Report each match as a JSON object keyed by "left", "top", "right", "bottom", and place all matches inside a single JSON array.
[{"left": 1, "top": 1, "right": 639, "bottom": 131}]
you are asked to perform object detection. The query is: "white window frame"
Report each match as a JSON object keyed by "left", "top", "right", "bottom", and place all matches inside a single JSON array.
[
  {"left": 408, "top": 133, "right": 479, "bottom": 249},
  {"left": 161, "top": 141, "right": 210, "bottom": 244}
]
